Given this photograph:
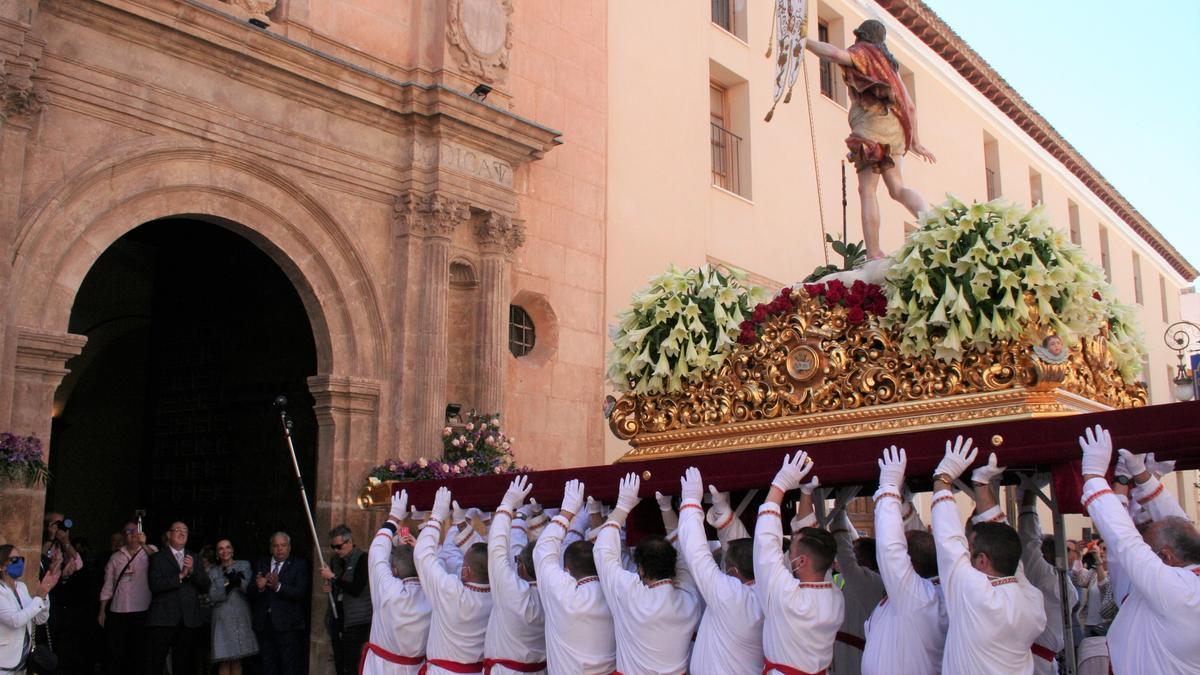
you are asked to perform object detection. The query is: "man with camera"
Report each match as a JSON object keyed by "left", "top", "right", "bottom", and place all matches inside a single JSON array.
[
  {"left": 98, "top": 519, "right": 157, "bottom": 674},
  {"left": 41, "top": 512, "right": 89, "bottom": 673},
  {"left": 321, "top": 525, "right": 372, "bottom": 675},
  {"left": 147, "top": 522, "right": 211, "bottom": 675}
]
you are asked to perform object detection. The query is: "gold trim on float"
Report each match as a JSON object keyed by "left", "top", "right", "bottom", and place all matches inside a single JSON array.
[{"left": 616, "top": 387, "right": 1108, "bottom": 461}]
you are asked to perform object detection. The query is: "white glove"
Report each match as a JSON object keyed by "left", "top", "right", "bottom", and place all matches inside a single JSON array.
[
  {"left": 389, "top": 489, "right": 409, "bottom": 521},
  {"left": 561, "top": 479, "right": 585, "bottom": 516},
  {"left": 431, "top": 486, "right": 452, "bottom": 523},
  {"left": 771, "top": 450, "right": 813, "bottom": 493},
  {"left": 451, "top": 500, "right": 467, "bottom": 525},
  {"left": 500, "top": 475, "right": 532, "bottom": 513},
  {"left": 799, "top": 476, "right": 821, "bottom": 495},
  {"left": 655, "top": 491, "right": 674, "bottom": 511},
  {"left": 1145, "top": 452, "right": 1175, "bottom": 478},
  {"left": 615, "top": 472, "right": 642, "bottom": 514},
  {"left": 877, "top": 445, "right": 906, "bottom": 488},
  {"left": 1078, "top": 424, "right": 1112, "bottom": 477},
  {"left": 409, "top": 506, "right": 424, "bottom": 522},
  {"left": 1116, "top": 449, "right": 1146, "bottom": 478},
  {"left": 680, "top": 468, "right": 704, "bottom": 502},
  {"left": 586, "top": 496, "right": 602, "bottom": 515},
  {"left": 934, "top": 435, "right": 978, "bottom": 482},
  {"left": 705, "top": 486, "right": 732, "bottom": 528},
  {"left": 528, "top": 498, "right": 543, "bottom": 516},
  {"left": 971, "top": 452, "right": 1006, "bottom": 485}
]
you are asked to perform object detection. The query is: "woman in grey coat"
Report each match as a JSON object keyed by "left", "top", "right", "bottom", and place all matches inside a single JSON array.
[{"left": 208, "top": 539, "right": 258, "bottom": 675}]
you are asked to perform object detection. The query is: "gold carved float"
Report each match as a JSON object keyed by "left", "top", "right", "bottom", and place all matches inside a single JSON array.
[{"left": 609, "top": 292, "right": 1146, "bottom": 461}]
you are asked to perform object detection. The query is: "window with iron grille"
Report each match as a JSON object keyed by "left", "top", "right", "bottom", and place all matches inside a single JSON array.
[
  {"left": 509, "top": 305, "right": 535, "bottom": 358},
  {"left": 818, "top": 22, "right": 834, "bottom": 99}
]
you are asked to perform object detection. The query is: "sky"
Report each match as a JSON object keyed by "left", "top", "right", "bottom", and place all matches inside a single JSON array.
[{"left": 920, "top": 0, "right": 1200, "bottom": 283}]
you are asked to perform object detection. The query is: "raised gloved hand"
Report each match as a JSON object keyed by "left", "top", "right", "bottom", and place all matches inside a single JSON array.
[
  {"left": 451, "top": 500, "right": 467, "bottom": 525},
  {"left": 655, "top": 491, "right": 674, "bottom": 512},
  {"left": 389, "top": 489, "right": 409, "bottom": 522},
  {"left": 430, "top": 486, "right": 452, "bottom": 523},
  {"left": 561, "top": 479, "right": 585, "bottom": 516},
  {"left": 1078, "top": 424, "right": 1112, "bottom": 477},
  {"left": 934, "top": 435, "right": 978, "bottom": 482},
  {"left": 705, "top": 486, "right": 733, "bottom": 529},
  {"left": 877, "top": 445, "right": 907, "bottom": 488},
  {"left": 971, "top": 452, "right": 1006, "bottom": 485},
  {"left": 1116, "top": 449, "right": 1146, "bottom": 478},
  {"left": 586, "top": 496, "right": 602, "bottom": 515},
  {"left": 771, "top": 450, "right": 813, "bottom": 493},
  {"left": 615, "top": 472, "right": 642, "bottom": 514},
  {"left": 799, "top": 476, "right": 821, "bottom": 495},
  {"left": 1145, "top": 452, "right": 1175, "bottom": 478},
  {"left": 501, "top": 475, "right": 532, "bottom": 513},
  {"left": 680, "top": 468, "right": 704, "bottom": 502}
]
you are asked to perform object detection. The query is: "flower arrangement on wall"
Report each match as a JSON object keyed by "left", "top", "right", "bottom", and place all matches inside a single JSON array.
[
  {"left": 0, "top": 433, "right": 50, "bottom": 487},
  {"left": 606, "top": 264, "right": 769, "bottom": 395},
  {"left": 366, "top": 411, "right": 524, "bottom": 484},
  {"left": 881, "top": 196, "right": 1146, "bottom": 381}
]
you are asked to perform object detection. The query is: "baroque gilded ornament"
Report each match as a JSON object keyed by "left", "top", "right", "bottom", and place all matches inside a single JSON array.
[
  {"left": 447, "top": 0, "right": 514, "bottom": 84},
  {"left": 609, "top": 290, "right": 1146, "bottom": 460}
]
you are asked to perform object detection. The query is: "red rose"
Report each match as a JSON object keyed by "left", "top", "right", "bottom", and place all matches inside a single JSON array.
[
  {"left": 1093, "top": 291, "right": 1102, "bottom": 301},
  {"left": 825, "top": 286, "right": 845, "bottom": 304},
  {"left": 803, "top": 283, "right": 825, "bottom": 297},
  {"left": 850, "top": 280, "right": 867, "bottom": 294},
  {"left": 780, "top": 287, "right": 793, "bottom": 297},
  {"left": 846, "top": 307, "right": 866, "bottom": 324},
  {"left": 738, "top": 328, "right": 757, "bottom": 345},
  {"left": 751, "top": 305, "right": 768, "bottom": 322},
  {"left": 844, "top": 292, "right": 864, "bottom": 308},
  {"left": 739, "top": 320, "right": 755, "bottom": 331}
]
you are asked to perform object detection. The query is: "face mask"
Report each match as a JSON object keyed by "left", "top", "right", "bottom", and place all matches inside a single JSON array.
[{"left": 6, "top": 560, "right": 25, "bottom": 579}]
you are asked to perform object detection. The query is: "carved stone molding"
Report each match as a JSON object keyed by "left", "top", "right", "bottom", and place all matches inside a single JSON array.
[
  {"left": 307, "top": 375, "right": 382, "bottom": 418},
  {"left": 0, "top": 33, "right": 49, "bottom": 122},
  {"left": 14, "top": 327, "right": 87, "bottom": 381},
  {"left": 393, "top": 191, "right": 472, "bottom": 238},
  {"left": 475, "top": 212, "right": 525, "bottom": 255},
  {"left": 223, "top": 0, "right": 278, "bottom": 26},
  {"left": 446, "top": 0, "right": 513, "bottom": 85}
]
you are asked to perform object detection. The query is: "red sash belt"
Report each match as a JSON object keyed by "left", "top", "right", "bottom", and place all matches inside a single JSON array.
[
  {"left": 834, "top": 631, "right": 866, "bottom": 650},
  {"left": 1030, "top": 643, "right": 1056, "bottom": 662},
  {"left": 762, "top": 658, "right": 827, "bottom": 675},
  {"left": 482, "top": 658, "right": 547, "bottom": 673},
  {"left": 359, "top": 642, "right": 425, "bottom": 673},
  {"left": 418, "top": 659, "right": 485, "bottom": 674}
]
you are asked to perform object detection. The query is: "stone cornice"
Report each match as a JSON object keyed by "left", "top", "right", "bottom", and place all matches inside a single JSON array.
[
  {"left": 0, "top": 18, "right": 49, "bottom": 122},
  {"left": 14, "top": 327, "right": 87, "bottom": 378},
  {"left": 393, "top": 191, "right": 472, "bottom": 239},
  {"left": 879, "top": 0, "right": 1197, "bottom": 280},
  {"left": 476, "top": 212, "right": 526, "bottom": 255},
  {"left": 44, "top": 0, "right": 560, "bottom": 164}
]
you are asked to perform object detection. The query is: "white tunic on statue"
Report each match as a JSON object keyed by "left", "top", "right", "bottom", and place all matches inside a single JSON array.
[
  {"left": 754, "top": 503, "right": 844, "bottom": 675},
  {"left": 594, "top": 520, "right": 701, "bottom": 675},
  {"left": 532, "top": 515, "right": 615, "bottom": 675},
  {"left": 831, "top": 511, "right": 885, "bottom": 675},
  {"left": 484, "top": 509, "right": 547, "bottom": 675},
  {"left": 931, "top": 489, "right": 1045, "bottom": 675},
  {"left": 1017, "top": 506, "right": 1076, "bottom": 675},
  {"left": 677, "top": 499, "right": 764, "bottom": 675},
  {"left": 1081, "top": 477, "right": 1200, "bottom": 675},
  {"left": 362, "top": 526, "right": 431, "bottom": 675},
  {"left": 414, "top": 521, "right": 493, "bottom": 674},
  {"left": 861, "top": 488, "right": 947, "bottom": 675}
]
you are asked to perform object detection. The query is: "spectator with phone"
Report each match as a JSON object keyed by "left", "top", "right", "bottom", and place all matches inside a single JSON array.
[
  {"left": 98, "top": 520, "right": 157, "bottom": 675},
  {"left": 321, "top": 525, "right": 372, "bottom": 675}
]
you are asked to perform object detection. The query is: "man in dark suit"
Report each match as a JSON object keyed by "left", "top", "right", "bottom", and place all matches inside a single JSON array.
[
  {"left": 247, "top": 531, "right": 310, "bottom": 675},
  {"left": 147, "top": 521, "right": 211, "bottom": 675}
]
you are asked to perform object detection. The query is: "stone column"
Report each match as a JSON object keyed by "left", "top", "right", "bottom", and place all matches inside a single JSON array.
[
  {"left": 305, "top": 374, "right": 380, "bottom": 672},
  {"left": 0, "top": 328, "right": 86, "bottom": 561},
  {"left": 474, "top": 212, "right": 525, "bottom": 417},
  {"left": 395, "top": 192, "right": 470, "bottom": 457}
]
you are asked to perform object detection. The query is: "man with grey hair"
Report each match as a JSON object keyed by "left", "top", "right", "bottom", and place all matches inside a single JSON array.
[
  {"left": 1078, "top": 425, "right": 1200, "bottom": 674},
  {"left": 322, "top": 524, "right": 373, "bottom": 675},
  {"left": 247, "top": 531, "right": 309, "bottom": 675}
]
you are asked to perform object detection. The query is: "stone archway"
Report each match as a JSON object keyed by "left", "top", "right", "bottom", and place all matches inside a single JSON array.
[{"left": 1, "top": 138, "right": 387, "bottom": 665}]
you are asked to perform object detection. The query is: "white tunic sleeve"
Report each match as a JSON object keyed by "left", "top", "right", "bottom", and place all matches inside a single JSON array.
[
  {"left": 1130, "top": 475, "right": 1189, "bottom": 523},
  {"left": 872, "top": 489, "right": 924, "bottom": 610}
]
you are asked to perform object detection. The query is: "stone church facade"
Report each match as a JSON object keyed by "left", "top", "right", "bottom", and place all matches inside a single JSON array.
[{"left": 0, "top": 0, "right": 606, "bottom": 660}]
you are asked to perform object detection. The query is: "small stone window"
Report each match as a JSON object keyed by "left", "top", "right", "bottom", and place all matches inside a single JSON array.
[{"left": 509, "top": 305, "right": 535, "bottom": 358}]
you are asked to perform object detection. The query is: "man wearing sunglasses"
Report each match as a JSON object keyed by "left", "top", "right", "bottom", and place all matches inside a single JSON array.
[{"left": 321, "top": 525, "right": 372, "bottom": 675}]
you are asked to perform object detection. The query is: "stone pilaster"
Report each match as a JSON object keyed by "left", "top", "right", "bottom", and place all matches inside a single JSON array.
[
  {"left": 0, "top": 328, "right": 86, "bottom": 561},
  {"left": 474, "top": 212, "right": 525, "bottom": 417},
  {"left": 395, "top": 191, "right": 471, "bottom": 457}
]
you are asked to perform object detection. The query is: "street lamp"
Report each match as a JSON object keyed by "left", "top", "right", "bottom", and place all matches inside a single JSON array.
[{"left": 1163, "top": 320, "right": 1200, "bottom": 401}]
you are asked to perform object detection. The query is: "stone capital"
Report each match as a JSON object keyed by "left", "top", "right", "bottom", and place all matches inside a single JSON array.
[
  {"left": 0, "top": 38, "right": 50, "bottom": 123},
  {"left": 14, "top": 327, "right": 87, "bottom": 381},
  {"left": 475, "top": 211, "right": 525, "bottom": 255},
  {"left": 393, "top": 191, "right": 472, "bottom": 239},
  {"left": 307, "top": 375, "right": 382, "bottom": 417}
]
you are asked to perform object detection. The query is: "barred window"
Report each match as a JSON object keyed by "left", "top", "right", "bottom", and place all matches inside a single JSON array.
[{"left": 509, "top": 305, "right": 535, "bottom": 358}]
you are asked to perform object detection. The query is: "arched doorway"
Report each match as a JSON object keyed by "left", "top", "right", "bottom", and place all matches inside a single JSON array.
[{"left": 48, "top": 217, "right": 319, "bottom": 568}]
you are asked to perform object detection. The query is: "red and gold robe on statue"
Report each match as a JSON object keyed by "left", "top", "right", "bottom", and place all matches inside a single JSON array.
[{"left": 841, "top": 42, "right": 914, "bottom": 173}]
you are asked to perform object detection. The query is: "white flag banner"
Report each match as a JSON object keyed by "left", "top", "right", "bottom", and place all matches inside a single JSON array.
[{"left": 765, "top": 0, "right": 808, "bottom": 122}]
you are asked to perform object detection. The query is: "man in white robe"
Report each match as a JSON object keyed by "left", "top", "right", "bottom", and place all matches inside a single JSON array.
[
  {"left": 361, "top": 490, "right": 431, "bottom": 675},
  {"left": 484, "top": 476, "right": 547, "bottom": 674}
]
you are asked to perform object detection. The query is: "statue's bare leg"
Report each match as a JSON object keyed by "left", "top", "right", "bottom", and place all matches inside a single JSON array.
[
  {"left": 881, "top": 158, "right": 927, "bottom": 218},
  {"left": 857, "top": 167, "right": 884, "bottom": 259}
]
